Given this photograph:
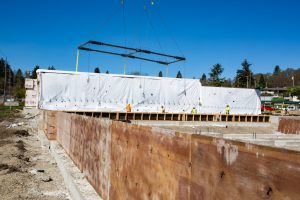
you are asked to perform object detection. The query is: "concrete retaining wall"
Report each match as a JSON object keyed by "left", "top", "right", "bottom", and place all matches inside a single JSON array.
[
  {"left": 44, "top": 111, "right": 300, "bottom": 199},
  {"left": 278, "top": 118, "right": 300, "bottom": 134},
  {"left": 42, "top": 111, "right": 57, "bottom": 140}
]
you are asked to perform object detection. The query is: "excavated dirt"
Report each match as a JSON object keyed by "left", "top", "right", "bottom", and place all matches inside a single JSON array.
[{"left": 0, "top": 112, "right": 70, "bottom": 200}]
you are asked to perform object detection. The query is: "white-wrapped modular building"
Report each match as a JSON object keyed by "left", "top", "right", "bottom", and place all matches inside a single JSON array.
[{"left": 37, "top": 70, "right": 261, "bottom": 114}]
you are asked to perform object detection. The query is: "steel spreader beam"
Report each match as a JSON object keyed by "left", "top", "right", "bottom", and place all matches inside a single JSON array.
[{"left": 78, "top": 40, "right": 186, "bottom": 66}]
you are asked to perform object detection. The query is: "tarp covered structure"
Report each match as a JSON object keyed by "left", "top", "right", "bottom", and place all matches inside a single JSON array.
[
  {"left": 38, "top": 70, "right": 261, "bottom": 114},
  {"left": 200, "top": 86, "right": 261, "bottom": 114}
]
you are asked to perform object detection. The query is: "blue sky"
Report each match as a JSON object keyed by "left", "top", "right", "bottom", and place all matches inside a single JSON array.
[{"left": 0, "top": 0, "right": 299, "bottom": 79}]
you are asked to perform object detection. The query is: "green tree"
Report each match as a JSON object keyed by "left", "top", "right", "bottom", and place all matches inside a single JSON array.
[
  {"left": 0, "top": 58, "right": 14, "bottom": 96},
  {"left": 273, "top": 65, "right": 281, "bottom": 75},
  {"left": 258, "top": 74, "right": 266, "bottom": 89},
  {"left": 31, "top": 65, "right": 40, "bottom": 79},
  {"left": 130, "top": 71, "right": 141, "bottom": 75},
  {"left": 209, "top": 63, "right": 224, "bottom": 87},
  {"left": 94, "top": 67, "right": 100, "bottom": 73},
  {"left": 14, "top": 88, "right": 26, "bottom": 99},
  {"left": 12, "top": 69, "right": 25, "bottom": 100},
  {"left": 158, "top": 71, "right": 163, "bottom": 77},
  {"left": 48, "top": 66, "right": 56, "bottom": 70},
  {"left": 24, "top": 70, "right": 31, "bottom": 78},
  {"left": 14, "top": 69, "right": 24, "bottom": 89},
  {"left": 288, "top": 86, "right": 300, "bottom": 99},
  {"left": 106, "top": 70, "right": 109, "bottom": 74},
  {"left": 200, "top": 73, "right": 207, "bottom": 85},
  {"left": 200, "top": 73, "right": 206, "bottom": 81},
  {"left": 234, "top": 59, "right": 254, "bottom": 88},
  {"left": 223, "top": 78, "right": 232, "bottom": 87},
  {"left": 176, "top": 71, "right": 182, "bottom": 78}
]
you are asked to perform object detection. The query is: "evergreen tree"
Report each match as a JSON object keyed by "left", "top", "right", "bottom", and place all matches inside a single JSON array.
[
  {"left": 200, "top": 73, "right": 206, "bottom": 82},
  {"left": 234, "top": 59, "right": 254, "bottom": 88},
  {"left": 106, "top": 70, "right": 109, "bottom": 74},
  {"left": 130, "top": 71, "right": 141, "bottom": 75},
  {"left": 24, "top": 70, "right": 31, "bottom": 78},
  {"left": 0, "top": 58, "right": 14, "bottom": 96},
  {"left": 258, "top": 74, "right": 266, "bottom": 89},
  {"left": 176, "top": 71, "right": 182, "bottom": 78},
  {"left": 209, "top": 63, "right": 224, "bottom": 86},
  {"left": 158, "top": 71, "right": 163, "bottom": 77},
  {"left": 273, "top": 65, "right": 281, "bottom": 75},
  {"left": 48, "top": 66, "right": 56, "bottom": 70},
  {"left": 0, "top": 58, "right": 7, "bottom": 79},
  {"left": 200, "top": 73, "right": 207, "bottom": 85},
  {"left": 31, "top": 65, "right": 40, "bottom": 79},
  {"left": 14, "top": 69, "right": 24, "bottom": 89},
  {"left": 94, "top": 67, "right": 100, "bottom": 73},
  {"left": 223, "top": 79, "right": 232, "bottom": 87}
]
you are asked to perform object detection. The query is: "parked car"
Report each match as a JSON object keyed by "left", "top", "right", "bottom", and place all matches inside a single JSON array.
[
  {"left": 261, "top": 105, "right": 275, "bottom": 111},
  {"left": 287, "top": 105, "right": 298, "bottom": 110}
]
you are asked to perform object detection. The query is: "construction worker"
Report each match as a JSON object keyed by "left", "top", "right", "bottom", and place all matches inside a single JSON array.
[
  {"left": 225, "top": 105, "right": 230, "bottom": 115},
  {"left": 191, "top": 107, "right": 197, "bottom": 114},
  {"left": 161, "top": 105, "right": 165, "bottom": 113},
  {"left": 126, "top": 103, "right": 132, "bottom": 112}
]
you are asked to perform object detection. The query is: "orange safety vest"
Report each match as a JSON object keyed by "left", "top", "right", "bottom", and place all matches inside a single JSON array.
[{"left": 126, "top": 104, "right": 132, "bottom": 112}]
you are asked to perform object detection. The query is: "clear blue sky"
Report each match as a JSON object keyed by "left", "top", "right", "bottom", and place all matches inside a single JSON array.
[{"left": 0, "top": 0, "right": 299, "bottom": 79}]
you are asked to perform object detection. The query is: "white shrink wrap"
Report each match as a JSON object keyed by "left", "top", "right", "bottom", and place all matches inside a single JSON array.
[{"left": 37, "top": 70, "right": 261, "bottom": 114}]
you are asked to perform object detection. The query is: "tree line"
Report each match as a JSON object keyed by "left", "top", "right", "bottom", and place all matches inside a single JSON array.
[
  {"left": 0, "top": 58, "right": 55, "bottom": 99},
  {"left": 198, "top": 59, "right": 299, "bottom": 90}
]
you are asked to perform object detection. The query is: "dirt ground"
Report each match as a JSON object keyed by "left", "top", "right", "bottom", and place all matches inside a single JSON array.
[{"left": 0, "top": 111, "right": 70, "bottom": 200}]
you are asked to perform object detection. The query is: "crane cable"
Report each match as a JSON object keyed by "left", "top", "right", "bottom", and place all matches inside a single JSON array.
[
  {"left": 77, "top": 3, "right": 122, "bottom": 72},
  {"left": 156, "top": 4, "right": 185, "bottom": 58},
  {"left": 143, "top": 0, "right": 171, "bottom": 77},
  {"left": 144, "top": 0, "right": 166, "bottom": 62},
  {"left": 156, "top": 0, "right": 186, "bottom": 93},
  {"left": 121, "top": 0, "right": 127, "bottom": 74}
]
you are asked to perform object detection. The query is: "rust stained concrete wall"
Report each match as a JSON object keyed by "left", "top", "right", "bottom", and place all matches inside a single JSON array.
[
  {"left": 278, "top": 118, "right": 300, "bottom": 134},
  {"left": 55, "top": 111, "right": 111, "bottom": 199},
  {"left": 42, "top": 111, "right": 57, "bottom": 140},
  {"left": 48, "top": 111, "right": 300, "bottom": 200}
]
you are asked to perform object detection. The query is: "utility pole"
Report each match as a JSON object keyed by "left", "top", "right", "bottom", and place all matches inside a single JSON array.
[
  {"left": 8, "top": 60, "right": 11, "bottom": 100},
  {"left": 249, "top": 73, "right": 251, "bottom": 88},
  {"left": 3, "top": 57, "right": 7, "bottom": 102},
  {"left": 75, "top": 50, "right": 79, "bottom": 72},
  {"left": 165, "top": 65, "right": 168, "bottom": 77}
]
